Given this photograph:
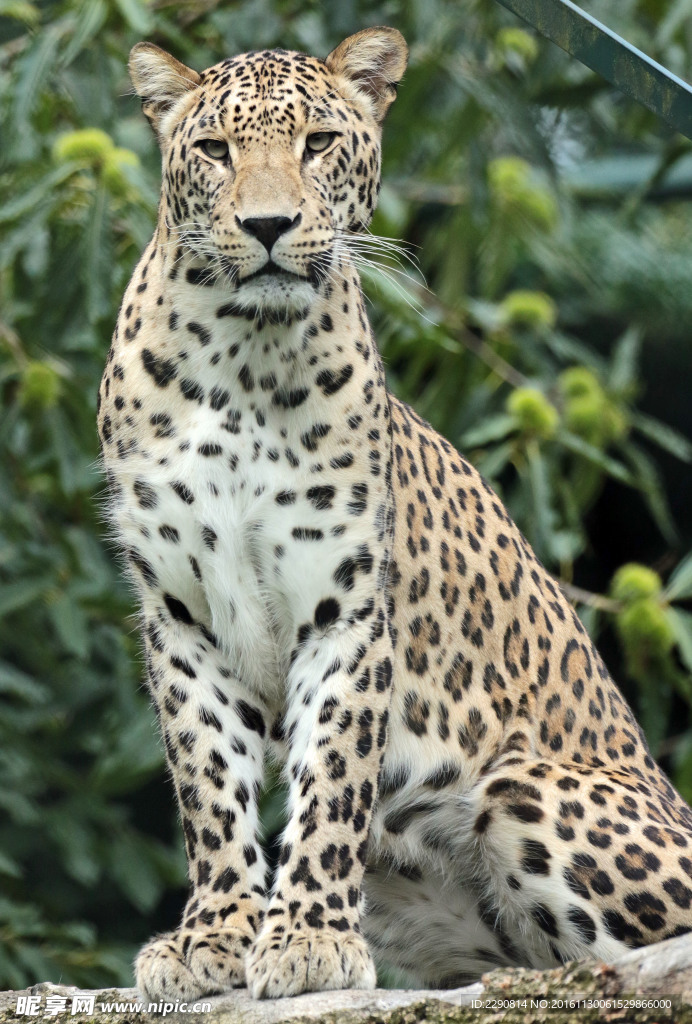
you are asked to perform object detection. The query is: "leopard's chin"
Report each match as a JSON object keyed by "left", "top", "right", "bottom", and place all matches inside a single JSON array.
[{"left": 232, "top": 272, "right": 317, "bottom": 318}]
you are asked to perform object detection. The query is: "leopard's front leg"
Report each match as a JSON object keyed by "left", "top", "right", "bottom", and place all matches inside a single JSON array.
[
  {"left": 135, "top": 607, "right": 270, "bottom": 1001},
  {"left": 247, "top": 606, "right": 393, "bottom": 998}
]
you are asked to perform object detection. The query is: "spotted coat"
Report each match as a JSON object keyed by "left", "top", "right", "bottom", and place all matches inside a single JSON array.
[{"left": 98, "top": 27, "right": 692, "bottom": 1001}]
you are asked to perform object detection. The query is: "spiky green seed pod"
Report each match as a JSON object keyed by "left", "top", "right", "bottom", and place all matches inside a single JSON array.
[
  {"left": 501, "top": 290, "right": 557, "bottom": 329},
  {"left": 507, "top": 387, "right": 559, "bottom": 440},
  {"left": 53, "top": 128, "right": 114, "bottom": 165},
  {"left": 18, "top": 361, "right": 61, "bottom": 409},
  {"left": 611, "top": 563, "right": 663, "bottom": 604}
]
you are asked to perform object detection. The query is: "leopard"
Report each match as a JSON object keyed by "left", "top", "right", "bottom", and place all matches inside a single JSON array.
[{"left": 98, "top": 26, "right": 692, "bottom": 1002}]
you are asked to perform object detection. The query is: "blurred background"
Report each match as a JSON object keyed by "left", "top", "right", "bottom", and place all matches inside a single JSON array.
[{"left": 2, "top": 0, "right": 692, "bottom": 990}]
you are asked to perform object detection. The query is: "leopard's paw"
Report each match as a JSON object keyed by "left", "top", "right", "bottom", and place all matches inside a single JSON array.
[
  {"left": 246, "top": 928, "right": 376, "bottom": 999},
  {"left": 135, "top": 926, "right": 253, "bottom": 1001}
]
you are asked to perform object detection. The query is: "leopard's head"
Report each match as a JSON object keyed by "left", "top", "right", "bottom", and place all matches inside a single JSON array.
[{"left": 129, "top": 28, "right": 407, "bottom": 314}]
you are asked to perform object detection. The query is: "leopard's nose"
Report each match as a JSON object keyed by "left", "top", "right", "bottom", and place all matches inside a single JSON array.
[{"left": 236, "top": 213, "right": 301, "bottom": 253}]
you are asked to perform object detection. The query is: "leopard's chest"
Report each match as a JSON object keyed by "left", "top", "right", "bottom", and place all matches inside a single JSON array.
[
  {"left": 111, "top": 369, "right": 373, "bottom": 697},
  {"left": 135, "top": 423, "right": 322, "bottom": 677}
]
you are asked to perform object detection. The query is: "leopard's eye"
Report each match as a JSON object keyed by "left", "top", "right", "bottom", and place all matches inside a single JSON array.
[
  {"left": 198, "top": 139, "right": 229, "bottom": 161},
  {"left": 305, "top": 132, "right": 337, "bottom": 155}
]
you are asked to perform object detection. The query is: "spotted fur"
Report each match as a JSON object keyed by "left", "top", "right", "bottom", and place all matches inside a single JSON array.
[{"left": 99, "top": 27, "right": 692, "bottom": 1002}]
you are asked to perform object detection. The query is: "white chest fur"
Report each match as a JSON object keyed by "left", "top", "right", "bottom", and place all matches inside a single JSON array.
[{"left": 110, "top": 301, "right": 380, "bottom": 699}]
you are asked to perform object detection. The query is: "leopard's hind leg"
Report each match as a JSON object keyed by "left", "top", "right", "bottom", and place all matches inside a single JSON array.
[
  {"left": 468, "top": 758, "right": 692, "bottom": 967},
  {"left": 365, "top": 755, "right": 692, "bottom": 986}
]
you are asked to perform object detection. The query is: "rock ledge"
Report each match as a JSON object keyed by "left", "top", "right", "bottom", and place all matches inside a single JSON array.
[{"left": 2, "top": 933, "right": 692, "bottom": 1023}]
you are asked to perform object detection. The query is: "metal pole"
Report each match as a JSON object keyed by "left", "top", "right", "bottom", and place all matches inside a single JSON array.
[{"left": 495, "top": 0, "right": 692, "bottom": 140}]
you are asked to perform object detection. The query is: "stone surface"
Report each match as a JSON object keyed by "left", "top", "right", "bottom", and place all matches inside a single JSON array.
[{"left": 2, "top": 934, "right": 692, "bottom": 1023}]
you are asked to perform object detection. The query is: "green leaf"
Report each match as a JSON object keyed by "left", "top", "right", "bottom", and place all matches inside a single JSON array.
[
  {"left": 558, "top": 430, "right": 635, "bottom": 485},
  {"left": 0, "top": 2, "right": 40, "bottom": 26},
  {"left": 666, "top": 552, "right": 692, "bottom": 602},
  {"left": 460, "top": 413, "right": 516, "bottom": 447},
  {"left": 576, "top": 604, "right": 600, "bottom": 640},
  {"left": 631, "top": 411, "right": 692, "bottom": 463},
  {"left": 0, "top": 851, "right": 22, "bottom": 879},
  {"left": 0, "top": 578, "right": 49, "bottom": 618},
  {"left": 48, "top": 592, "right": 90, "bottom": 660},
  {"left": 113, "top": 0, "right": 154, "bottom": 34},
  {"left": 639, "top": 684, "right": 672, "bottom": 755},
  {"left": 0, "top": 662, "right": 49, "bottom": 703},
  {"left": 608, "top": 326, "right": 641, "bottom": 395},
  {"left": 60, "top": 0, "right": 108, "bottom": 69},
  {"left": 44, "top": 407, "right": 83, "bottom": 496},
  {"left": 667, "top": 607, "right": 692, "bottom": 671},
  {"left": 0, "top": 164, "right": 78, "bottom": 225},
  {"left": 526, "top": 440, "right": 556, "bottom": 557},
  {"left": 48, "top": 816, "right": 100, "bottom": 886},
  {"left": 665, "top": 607, "right": 692, "bottom": 697},
  {"left": 622, "top": 444, "right": 678, "bottom": 544},
  {"left": 91, "top": 713, "right": 164, "bottom": 795},
  {"left": 474, "top": 439, "right": 513, "bottom": 479},
  {"left": 107, "top": 833, "right": 163, "bottom": 912},
  {"left": 84, "top": 183, "right": 111, "bottom": 323},
  {"left": 11, "top": 23, "right": 65, "bottom": 141}
]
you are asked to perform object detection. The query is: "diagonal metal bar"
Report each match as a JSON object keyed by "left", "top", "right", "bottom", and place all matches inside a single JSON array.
[{"left": 495, "top": 0, "right": 692, "bottom": 140}]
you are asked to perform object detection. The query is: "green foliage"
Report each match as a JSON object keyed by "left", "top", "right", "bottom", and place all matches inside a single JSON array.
[
  {"left": 2, "top": 0, "right": 692, "bottom": 990},
  {"left": 506, "top": 387, "right": 560, "bottom": 440}
]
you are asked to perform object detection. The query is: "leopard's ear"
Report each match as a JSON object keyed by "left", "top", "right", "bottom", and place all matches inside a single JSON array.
[
  {"left": 326, "top": 27, "right": 408, "bottom": 123},
  {"left": 129, "top": 43, "right": 201, "bottom": 136}
]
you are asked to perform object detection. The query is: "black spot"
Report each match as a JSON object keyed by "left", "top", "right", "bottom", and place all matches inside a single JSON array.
[
  {"left": 142, "top": 348, "right": 177, "bottom": 387},
  {"left": 556, "top": 822, "right": 575, "bottom": 841},
  {"left": 315, "top": 598, "right": 341, "bottom": 628},
  {"left": 522, "top": 839, "right": 551, "bottom": 875},
  {"left": 425, "top": 763, "right": 461, "bottom": 789},
  {"left": 531, "top": 904, "right": 559, "bottom": 938},
  {"left": 474, "top": 810, "right": 492, "bottom": 834},
  {"left": 292, "top": 527, "right": 324, "bottom": 541},
  {"left": 316, "top": 364, "right": 353, "bottom": 396},
  {"left": 164, "top": 594, "right": 194, "bottom": 624},
  {"left": 563, "top": 867, "right": 590, "bottom": 901},
  {"left": 186, "top": 268, "right": 215, "bottom": 288},
  {"left": 301, "top": 423, "right": 331, "bottom": 452},
  {"left": 238, "top": 364, "right": 254, "bottom": 392},
  {"left": 213, "top": 866, "right": 239, "bottom": 892},
  {"left": 201, "top": 828, "right": 221, "bottom": 851},
  {"left": 508, "top": 802, "right": 544, "bottom": 823},
  {"left": 171, "top": 655, "right": 196, "bottom": 678},
  {"left": 568, "top": 906, "right": 596, "bottom": 944},
  {"left": 134, "top": 479, "right": 158, "bottom": 509},
  {"left": 307, "top": 485, "right": 336, "bottom": 510},
  {"left": 602, "top": 909, "right": 643, "bottom": 944},
  {"left": 202, "top": 526, "right": 217, "bottom": 550},
  {"left": 187, "top": 321, "right": 212, "bottom": 345},
  {"left": 171, "top": 481, "right": 194, "bottom": 504},
  {"left": 180, "top": 378, "right": 204, "bottom": 403},
  {"left": 305, "top": 902, "right": 324, "bottom": 929},
  {"left": 235, "top": 700, "right": 266, "bottom": 738},
  {"left": 290, "top": 856, "right": 322, "bottom": 892},
  {"left": 273, "top": 386, "right": 309, "bottom": 409},
  {"left": 210, "top": 386, "right": 230, "bottom": 410},
  {"left": 662, "top": 877, "right": 692, "bottom": 909},
  {"left": 129, "top": 549, "right": 158, "bottom": 588},
  {"left": 199, "top": 443, "right": 222, "bottom": 456}
]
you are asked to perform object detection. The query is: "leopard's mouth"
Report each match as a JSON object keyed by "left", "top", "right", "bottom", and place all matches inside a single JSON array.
[{"left": 240, "top": 260, "right": 309, "bottom": 285}]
